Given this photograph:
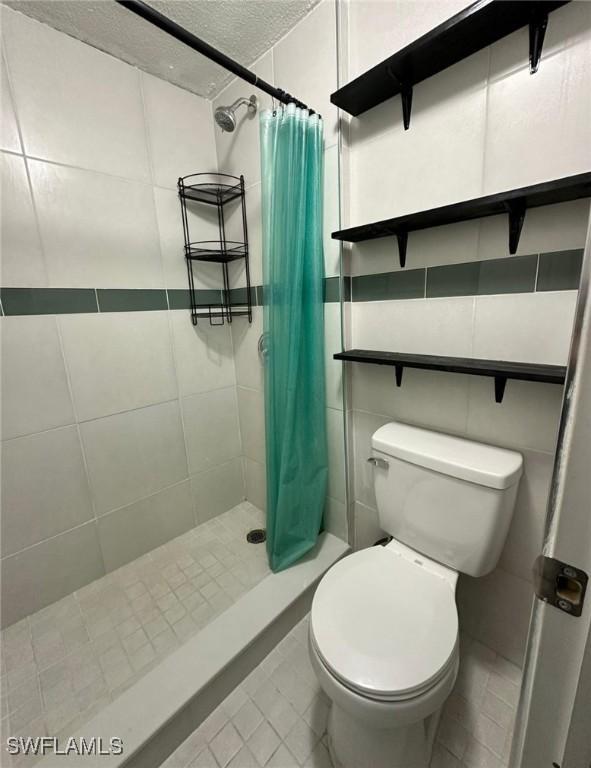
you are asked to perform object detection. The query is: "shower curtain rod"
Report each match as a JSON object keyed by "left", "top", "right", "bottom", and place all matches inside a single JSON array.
[{"left": 115, "top": 0, "right": 319, "bottom": 115}]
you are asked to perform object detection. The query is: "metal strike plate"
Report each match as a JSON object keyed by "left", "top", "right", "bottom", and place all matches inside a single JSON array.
[
  {"left": 367, "top": 456, "right": 389, "bottom": 470},
  {"left": 533, "top": 555, "right": 588, "bottom": 617}
]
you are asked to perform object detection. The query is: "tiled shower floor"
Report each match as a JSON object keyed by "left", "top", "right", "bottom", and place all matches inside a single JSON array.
[
  {"left": 160, "top": 621, "right": 522, "bottom": 768},
  {"left": 1, "top": 502, "right": 269, "bottom": 752}
]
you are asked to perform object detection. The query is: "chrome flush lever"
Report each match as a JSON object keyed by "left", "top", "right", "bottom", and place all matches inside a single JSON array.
[{"left": 367, "top": 457, "right": 389, "bottom": 469}]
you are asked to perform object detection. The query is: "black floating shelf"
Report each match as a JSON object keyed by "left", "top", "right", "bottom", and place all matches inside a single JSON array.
[
  {"left": 332, "top": 172, "right": 591, "bottom": 267},
  {"left": 334, "top": 349, "right": 566, "bottom": 403},
  {"left": 331, "top": 0, "right": 569, "bottom": 127}
]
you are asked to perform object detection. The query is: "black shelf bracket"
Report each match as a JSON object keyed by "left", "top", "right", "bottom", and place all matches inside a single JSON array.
[
  {"left": 401, "top": 86, "right": 413, "bottom": 131},
  {"left": 507, "top": 198, "right": 526, "bottom": 254},
  {"left": 395, "top": 365, "right": 404, "bottom": 387},
  {"left": 529, "top": 12, "right": 549, "bottom": 74},
  {"left": 386, "top": 67, "right": 413, "bottom": 129},
  {"left": 396, "top": 231, "right": 408, "bottom": 267},
  {"left": 494, "top": 376, "right": 508, "bottom": 403}
]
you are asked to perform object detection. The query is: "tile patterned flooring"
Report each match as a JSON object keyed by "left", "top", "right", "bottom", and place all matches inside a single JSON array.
[
  {"left": 161, "top": 620, "right": 522, "bottom": 768},
  {"left": 1, "top": 502, "right": 269, "bottom": 761}
]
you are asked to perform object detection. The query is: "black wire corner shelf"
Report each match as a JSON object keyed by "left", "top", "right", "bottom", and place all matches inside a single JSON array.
[
  {"left": 334, "top": 349, "right": 566, "bottom": 403},
  {"left": 185, "top": 242, "right": 248, "bottom": 263},
  {"left": 192, "top": 304, "right": 251, "bottom": 326},
  {"left": 179, "top": 178, "right": 243, "bottom": 206},
  {"left": 178, "top": 173, "right": 252, "bottom": 326},
  {"left": 331, "top": 0, "right": 570, "bottom": 128},
  {"left": 332, "top": 172, "right": 591, "bottom": 267}
]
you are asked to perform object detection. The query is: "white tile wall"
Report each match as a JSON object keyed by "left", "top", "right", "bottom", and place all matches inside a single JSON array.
[
  {"left": 352, "top": 297, "right": 476, "bottom": 357},
  {"left": 484, "top": 29, "right": 591, "bottom": 193},
  {"left": 0, "top": 151, "right": 46, "bottom": 286},
  {"left": 0, "top": 51, "right": 21, "bottom": 153},
  {"left": 472, "top": 291, "right": 578, "bottom": 366},
  {"left": 28, "top": 160, "right": 164, "bottom": 289},
  {"left": 182, "top": 388, "right": 242, "bottom": 474},
  {"left": 349, "top": 49, "right": 489, "bottom": 226},
  {"left": 477, "top": 200, "right": 591, "bottom": 262},
  {"left": 324, "top": 302, "right": 343, "bottom": 411},
  {"left": 142, "top": 73, "right": 217, "bottom": 190},
  {"left": 245, "top": 457, "right": 267, "bottom": 513},
  {"left": 232, "top": 310, "right": 264, "bottom": 392},
  {"left": 237, "top": 387, "right": 266, "bottom": 465},
  {"left": 227, "top": 182, "right": 264, "bottom": 288},
  {"left": 272, "top": 0, "right": 339, "bottom": 146},
  {"left": 323, "top": 146, "right": 341, "bottom": 278},
  {"left": 326, "top": 407, "right": 346, "bottom": 504},
  {"left": 1, "top": 315, "right": 75, "bottom": 440},
  {"left": 153, "top": 185, "right": 220, "bottom": 290},
  {"left": 1, "top": 426, "right": 93, "bottom": 557},
  {"left": 1, "top": 6, "right": 151, "bottom": 181},
  {"left": 171, "top": 311, "right": 237, "bottom": 397},
  {"left": 58, "top": 311, "right": 178, "bottom": 422},
  {"left": 191, "top": 458, "right": 245, "bottom": 525},
  {"left": 1, "top": 523, "right": 105, "bottom": 628},
  {"left": 96, "top": 481, "right": 194, "bottom": 572},
  {"left": 347, "top": 0, "right": 473, "bottom": 81},
  {"left": 80, "top": 400, "right": 188, "bottom": 516}
]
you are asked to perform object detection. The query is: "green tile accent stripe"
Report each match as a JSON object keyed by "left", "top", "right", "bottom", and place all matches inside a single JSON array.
[
  {"left": 0, "top": 288, "right": 98, "bottom": 315},
  {"left": 426, "top": 254, "right": 537, "bottom": 298},
  {"left": 537, "top": 249, "right": 584, "bottom": 292},
  {"left": 348, "top": 250, "right": 582, "bottom": 303},
  {"left": 228, "top": 286, "right": 258, "bottom": 306},
  {"left": 352, "top": 269, "right": 425, "bottom": 302},
  {"left": 0, "top": 250, "right": 580, "bottom": 316},
  {"left": 167, "top": 289, "right": 222, "bottom": 310},
  {"left": 97, "top": 289, "right": 168, "bottom": 312}
]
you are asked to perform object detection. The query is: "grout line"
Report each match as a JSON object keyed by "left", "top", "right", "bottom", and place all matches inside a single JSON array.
[
  {"left": 94, "top": 477, "right": 191, "bottom": 523},
  {"left": 1, "top": 518, "right": 100, "bottom": 563},
  {"left": 534, "top": 253, "right": 541, "bottom": 292},
  {"left": 164, "top": 308, "right": 200, "bottom": 528}
]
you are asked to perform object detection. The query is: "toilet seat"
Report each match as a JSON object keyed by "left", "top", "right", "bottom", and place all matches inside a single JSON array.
[{"left": 310, "top": 545, "right": 458, "bottom": 702}]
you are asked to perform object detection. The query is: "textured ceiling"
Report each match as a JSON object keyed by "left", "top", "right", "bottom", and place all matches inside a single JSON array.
[{"left": 5, "top": 0, "right": 320, "bottom": 98}]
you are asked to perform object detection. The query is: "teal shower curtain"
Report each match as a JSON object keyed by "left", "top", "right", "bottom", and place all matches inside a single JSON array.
[{"left": 260, "top": 104, "right": 328, "bottom": 572}]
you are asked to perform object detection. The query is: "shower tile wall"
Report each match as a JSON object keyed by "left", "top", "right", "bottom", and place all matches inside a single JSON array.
[
  {"left": 213, "top": 0, "right": 348, "bottom": 541},
  {"left": 341, "top": 0, "right": 591, "bottom": 666},
  {"left": 0, "top": 6, "right": 245, "bottom": 628}
]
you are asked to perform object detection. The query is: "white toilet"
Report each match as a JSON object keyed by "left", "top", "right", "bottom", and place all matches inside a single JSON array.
[{"left": 309, "top": 422, "right": 523, "bottom": 768}]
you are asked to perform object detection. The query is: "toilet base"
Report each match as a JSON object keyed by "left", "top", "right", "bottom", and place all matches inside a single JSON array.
[{"left": 326, "top": 700, "right": 441, "bottom": 768}]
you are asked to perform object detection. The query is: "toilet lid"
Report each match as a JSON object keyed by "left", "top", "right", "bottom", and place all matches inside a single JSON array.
[{"left": 311, "top": 547, "right": 458, "bottom": 700}]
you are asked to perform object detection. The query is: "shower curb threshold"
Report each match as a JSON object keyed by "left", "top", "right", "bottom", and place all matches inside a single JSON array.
[{"left": 38, "top": 532, "right": 349, "bottom": 768}]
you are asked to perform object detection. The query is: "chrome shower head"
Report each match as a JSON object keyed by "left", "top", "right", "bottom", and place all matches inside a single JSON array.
[{"left": 214, "top": 95, "right": 257, "bottom": 133}]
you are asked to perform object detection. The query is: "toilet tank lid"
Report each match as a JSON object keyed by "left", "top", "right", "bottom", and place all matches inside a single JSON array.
[{"left": 372, "top": 422, "right": 523, "bottom": 490}]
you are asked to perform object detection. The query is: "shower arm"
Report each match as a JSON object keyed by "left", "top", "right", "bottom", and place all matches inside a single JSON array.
[{"left": 115, "top": 0, "right": 320, "bottom": 116}]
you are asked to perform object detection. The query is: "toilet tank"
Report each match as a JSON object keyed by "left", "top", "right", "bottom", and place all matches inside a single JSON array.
[{"left": 370, "top": 422, "right": 523, "bottom": 577}]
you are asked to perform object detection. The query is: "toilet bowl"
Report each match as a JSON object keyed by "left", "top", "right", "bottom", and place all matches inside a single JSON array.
[
  {"left": 308, "top": 421, "right": 523, "bottom": 768},
  {"left": 309, "top": 539, "right": 459, "bottom": 768}
]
